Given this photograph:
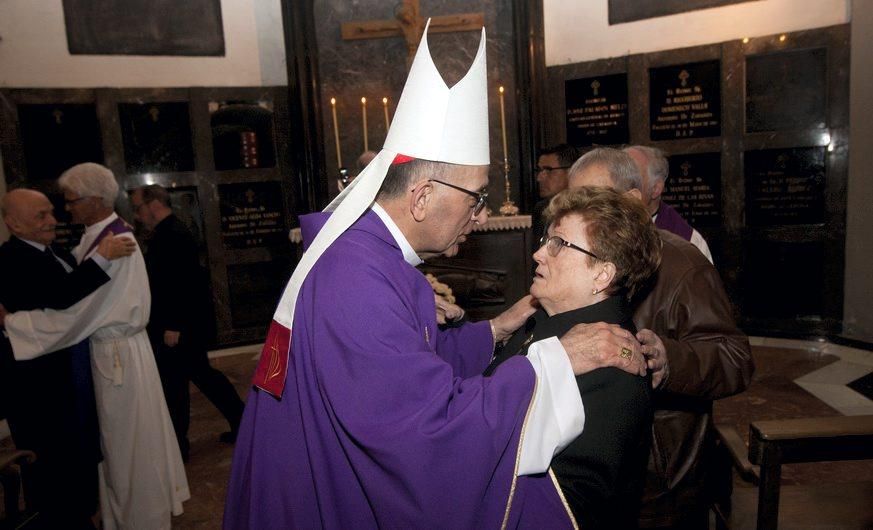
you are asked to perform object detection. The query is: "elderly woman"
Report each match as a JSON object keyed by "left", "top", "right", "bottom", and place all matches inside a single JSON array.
[{"left": 486, "top": 186, "right": 661, "bottom": 529}]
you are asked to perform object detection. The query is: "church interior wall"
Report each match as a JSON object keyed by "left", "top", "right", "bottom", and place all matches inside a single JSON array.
[{"left": 543, "top": 0, "right": 850, "bottom": 66}]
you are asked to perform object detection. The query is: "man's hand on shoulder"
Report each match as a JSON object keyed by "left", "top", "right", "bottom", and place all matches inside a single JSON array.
[
  {"left": 97, "top": 234, "right": 137, "bottom": 260},
  {"left": 637, "top": 329, "right": 668, "bottom": 388},
  {"left": 559, "top": 322, "right": 646, "bottom": 377},
  {"left": 489, "top": 295, "right": 538, "bottom": 343}
]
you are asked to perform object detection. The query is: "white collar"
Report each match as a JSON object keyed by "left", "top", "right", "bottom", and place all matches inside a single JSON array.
[
  {"left": 371, "top": 203, "right": 423, "bottom": 266},
  {"left": 84, "top": 212, "right": 118, "bottom": 234},
  {"left": 17, "top": 237, "right": 46, "bottom": 252}
]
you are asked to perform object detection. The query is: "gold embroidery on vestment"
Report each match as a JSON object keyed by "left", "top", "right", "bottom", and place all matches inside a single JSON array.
[{"left": 549, "top": 468, "right": 579, "bottom": 529}]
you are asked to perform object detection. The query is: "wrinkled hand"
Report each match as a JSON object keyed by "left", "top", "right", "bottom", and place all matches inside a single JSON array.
[
  {"left": 490, "top": 295, "right": 538, "bottom": 343},
  {"left": 559, "top": 322, "right": 646, "bottom": 376},
  {"left": 97, "top": 234, "right": 137, "bottom": 260},
  {"left": 637, "top": 329, "right": 668, "bottom": 388},
  {"left": 164, "top": 330, "right": 181, "bottom": 347},
  {"left": 435, "top": 295, "right": 465, "bottom": 325}
]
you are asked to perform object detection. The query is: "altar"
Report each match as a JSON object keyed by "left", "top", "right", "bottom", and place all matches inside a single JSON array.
[{"left": 290, "top": 215, "right": 534, "bottom": 321}]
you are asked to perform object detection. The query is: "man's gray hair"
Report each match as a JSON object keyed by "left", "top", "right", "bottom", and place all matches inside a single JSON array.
[
  {"left": 625, "top": 145, "right": 668, "bottom": 193},
  {"left": 569, "top": 147, "right": 642, "bottom": 192},
  {"left": 58, "top": 163, "right": 119, "bottom": 208},
  {"left": 377, "top": 158, "right": 453, "bottom": 199}
]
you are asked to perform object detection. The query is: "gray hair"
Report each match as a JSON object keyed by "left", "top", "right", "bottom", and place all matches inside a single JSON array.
[
  {"left": 569, "top": 147, "right": 642, "bottom": 192},
  {"left": 58, "top": 163, "right": 119, "bottom": 208},
  {"left": 624, "top": 145, "right": 668, "bottom": 194}
]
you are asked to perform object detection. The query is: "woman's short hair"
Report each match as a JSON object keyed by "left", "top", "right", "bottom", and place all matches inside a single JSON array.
[
  {"left": 544, "top": 186, "right": 661, "bottom": 300},
  {"left": 58, "top": 163, "right": 119, "bottom": 208}
]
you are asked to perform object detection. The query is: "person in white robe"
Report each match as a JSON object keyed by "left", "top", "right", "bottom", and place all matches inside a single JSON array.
[{"left": 3, "top": 163, "right": 189, "bottom": 530}]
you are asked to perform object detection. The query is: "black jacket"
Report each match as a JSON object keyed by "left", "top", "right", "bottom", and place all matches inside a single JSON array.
[
  {"left": 486, "top": 297, "right": 653, "bottom": 530},
  {"left": 0, "top": 236, "right": 108, "bottom": 454},
  {"left": 144, "top": 214, "right": 212, "bottom": 345}
]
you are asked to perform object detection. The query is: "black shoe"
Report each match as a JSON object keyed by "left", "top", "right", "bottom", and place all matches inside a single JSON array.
[{"left": 219, "top": 430, "right": 237, "bottom": 443}]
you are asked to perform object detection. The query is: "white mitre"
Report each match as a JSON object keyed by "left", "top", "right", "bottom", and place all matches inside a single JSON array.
[{"left": 272, "top": 19, "right": 490, "bottom": 327}]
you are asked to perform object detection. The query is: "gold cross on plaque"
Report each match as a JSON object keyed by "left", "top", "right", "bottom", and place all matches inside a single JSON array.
[
  {"left": 341, "top": 0, "right": 484, "bottom": 68},
  {"left": 678, "top": 70, "right": 690, "bottom": 87}
]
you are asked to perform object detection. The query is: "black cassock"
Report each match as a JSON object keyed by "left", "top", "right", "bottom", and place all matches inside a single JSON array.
[{"left": 144, "top": 214, "right": 243, "bottom": 459}]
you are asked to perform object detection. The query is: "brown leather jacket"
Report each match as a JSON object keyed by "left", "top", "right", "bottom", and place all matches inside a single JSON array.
[{"left": 634, "top": 230, "right": 753, "bottom": 528}]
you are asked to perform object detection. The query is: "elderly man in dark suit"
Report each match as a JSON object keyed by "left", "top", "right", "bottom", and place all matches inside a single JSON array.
[
  {"left": 0, "top": 188, "right": 134, "bottom": 528},
  {"left": 130, "top": 184, "right": 244, "bottom": 461}
]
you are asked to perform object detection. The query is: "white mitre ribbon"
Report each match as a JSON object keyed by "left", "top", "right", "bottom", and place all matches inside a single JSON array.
[{"left": 272, "top": 19, "right": 489, "bottom": 328}]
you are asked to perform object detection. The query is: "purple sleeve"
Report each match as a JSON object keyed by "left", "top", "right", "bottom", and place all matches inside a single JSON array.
[{"left": 435, "top": 320, "right": 494, "bottom": 378}]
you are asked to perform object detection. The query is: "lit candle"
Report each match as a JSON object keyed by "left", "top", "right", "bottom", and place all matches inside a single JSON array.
[
  {"left": 382, "top": 97, "right": 391, "bottom": 131},
  {"left": 498, "top": 86, "right": 508, "bottom": 165},
  {"left": 361, "top": 97, "right": 369, "bottom": 152},
  {"left": 330, "top": 97, "right": 342, "bottom": 167}
]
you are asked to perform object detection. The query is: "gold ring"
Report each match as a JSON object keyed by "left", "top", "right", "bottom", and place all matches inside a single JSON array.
[{"left": 620, "top": 347, "right": 633, "bottom": 359}]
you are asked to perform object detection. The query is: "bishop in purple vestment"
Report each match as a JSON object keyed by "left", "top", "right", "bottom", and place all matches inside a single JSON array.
[
  {"left": 225, "top": 21, "right": 647, "bottom": 528},
  {"left": 225, "top": 208, "right": 583, "bottom": 528}
]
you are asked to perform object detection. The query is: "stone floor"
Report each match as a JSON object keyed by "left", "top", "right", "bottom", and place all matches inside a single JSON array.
[{"left": 3, "top": 338, "right": 873, "bottom": 528}]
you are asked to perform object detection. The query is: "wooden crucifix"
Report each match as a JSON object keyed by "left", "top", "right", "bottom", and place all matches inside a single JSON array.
[{"left": 341, "top": 0, "right": 484, "bottom": 68}]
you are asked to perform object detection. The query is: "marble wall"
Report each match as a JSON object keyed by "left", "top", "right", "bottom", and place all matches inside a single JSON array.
[{"left": 312, "top": 0, "right": 525, "bottom": 212}]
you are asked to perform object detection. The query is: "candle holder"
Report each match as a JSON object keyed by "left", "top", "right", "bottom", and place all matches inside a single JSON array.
[
  {"left": 337, "top": 167, "right": 350, "bottom": 191},
  {"left": 498, "top": 160, "right": 519, "bottom": 216}
]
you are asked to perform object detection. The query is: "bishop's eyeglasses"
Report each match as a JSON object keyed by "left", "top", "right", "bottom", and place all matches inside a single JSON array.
[
  {"left": 428, "top": 179, "right": 488, "bottom": 216},
  {"left": 539, "top": 233, "right": 600, "bottom": 260}
]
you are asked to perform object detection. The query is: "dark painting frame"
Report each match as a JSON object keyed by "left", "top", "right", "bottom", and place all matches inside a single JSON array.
[
  {"left": 63, "top": 0, "right": 225, "bottom": 56},
  {"left": 609, "top": 0, "right": 760, "bottom": 25}
]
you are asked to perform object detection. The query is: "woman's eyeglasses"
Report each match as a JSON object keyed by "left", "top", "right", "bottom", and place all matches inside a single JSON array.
[{"left": 539, "top": 234, "right": 600, "bottom": 260}]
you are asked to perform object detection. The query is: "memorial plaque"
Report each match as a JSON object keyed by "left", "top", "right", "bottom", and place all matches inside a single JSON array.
[
  {"left": 18, "top": 104, "right": 104, "bottom": 181},
  {"left": 63, "top": 0, "right": 224, "bottom": 56},
  {"left": 218, "top": 181, "right": 287, "bottom": 250},
  {"left": 119, "top": 102, "right": 195, "bottom": 174},
  {"left": 210, "top": 100, "right": 277, "bottom": 171},
  {"left": 663, "top": 152, "right": 721, "bottom": 227},
  {"left": 227, "top": 260, "right": 291, "bottom": 329},
  {"left": 746, "top": 48, "right": 827, "bottom": 132},
  {"left": 743, "top": 240, "right": 825, "bottom": 318},
  {"left": 565, "top": 73, "right": 629, "bottom": 146},
  {"left": 650, "top": 60, "right": 721, "bottom": 140},
  {"left": 745, "top": 147, "right": 826, "bottom": 226}
]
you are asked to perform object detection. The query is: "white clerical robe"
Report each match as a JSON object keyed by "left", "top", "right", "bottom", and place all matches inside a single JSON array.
[{"left": 5, "top": 213, "right": 190, "bottom": 530}]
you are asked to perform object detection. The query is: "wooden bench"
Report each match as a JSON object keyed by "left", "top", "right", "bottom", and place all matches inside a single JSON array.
[{"left": 713, "top": 415, "right": 873, "bottom": 530}]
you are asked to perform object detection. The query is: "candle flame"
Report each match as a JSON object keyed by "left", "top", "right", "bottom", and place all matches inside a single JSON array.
[
  {"left": 330, "top": 97, "right": 336, "bottom": 105},
  {"left": 499, "top": 86, "right": 504, "bottom": 94},
  {"left": 361, "top": 97, "right": 367, "bottom": 104},
  {"left": 382, "top": 97, "right": 388, "bottom": 104}
]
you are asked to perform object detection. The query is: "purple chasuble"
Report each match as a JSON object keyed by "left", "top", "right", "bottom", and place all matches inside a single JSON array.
[
  {"left": 654, "top": 202, "right": 693, "bottom": 241},
  {"left": 224, "top": 210, "right": 574, "bottom": 529}
]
